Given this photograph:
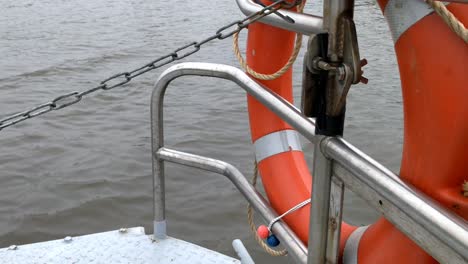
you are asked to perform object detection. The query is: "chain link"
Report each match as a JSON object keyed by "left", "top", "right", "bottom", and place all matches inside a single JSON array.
[{"left": 0, "top": 0, "right": 301, "bottom": 131}]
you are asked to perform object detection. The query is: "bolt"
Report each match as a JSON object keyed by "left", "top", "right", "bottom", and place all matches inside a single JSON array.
[
  {"left": 8, "top": 245, "right": 17, "bottom": 250},
  {"left": 312, "top": 57, "right": 335, "bottom": 71},
  {"left": 64, "top": 236, "right": 72, "bottom": 243},
  {"left": 329, "top": 218, "right": 338, "bottom": 231},
  {"left": 119, "top": 228, "right": 127, "bottom": 233},
  {"left": 318, "top": 60, "right": 336, "bottom": 71}
]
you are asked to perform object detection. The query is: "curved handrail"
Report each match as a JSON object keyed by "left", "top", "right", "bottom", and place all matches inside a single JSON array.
[
  {"left": 150, "top": 62, "right": 313, "bottom": 264},
  {"left": 150, "top": 62, "right": 468, "bottom": 264}
]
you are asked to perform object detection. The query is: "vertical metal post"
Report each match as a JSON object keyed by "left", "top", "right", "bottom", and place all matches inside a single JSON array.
[
  {"left": 312, "top": 1, "right": 353, "bottom": 259},
  {"left": 323, "top": 0, "right": 355, "bottom": 117},
  {"left": 153, "top": 157, "right": 166, "bottom": 239},
  {"left": 323, "top": 0, "right": 355, "bottom": 62},
  {"left": 308, "top": 136, "right": 334, "bottom": 264},
  {"left": 326, "top": 177, "right": 344, "bottom": 263},
  {"left": 152, "top": 83, "right": 167, "bottom": 239}
]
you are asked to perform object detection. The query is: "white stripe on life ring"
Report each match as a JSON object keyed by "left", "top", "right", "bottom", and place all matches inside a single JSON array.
[
  {"left": 254, "top": 130, "right": 302, "bottom": 163},
  {"left": 343, "top": 226, "right": 369, "bottom": 264},
  {"left": 384, "top": 0, "right": 442, "bottom": 43}
]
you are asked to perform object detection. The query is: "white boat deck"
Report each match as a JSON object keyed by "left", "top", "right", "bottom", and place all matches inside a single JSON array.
[{"left": 0, "top": 227, "right": 240, "bottom": 264}]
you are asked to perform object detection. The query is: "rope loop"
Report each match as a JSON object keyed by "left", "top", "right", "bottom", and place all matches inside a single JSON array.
[
  {"left": 233, "top": 1, "right": 305, "bottom": 80},
  {"left": 247, "top": 162, "right": 288, "bottom": 256}
]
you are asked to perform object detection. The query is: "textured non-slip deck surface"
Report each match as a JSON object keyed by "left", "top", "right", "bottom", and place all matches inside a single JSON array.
[{"left": 0, "top": 227, "right": 240, "bottom": 264}]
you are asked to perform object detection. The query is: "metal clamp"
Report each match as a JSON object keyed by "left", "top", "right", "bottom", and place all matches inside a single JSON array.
[{"left": 309, "top": 18, "right": 367, "bottom": 116}]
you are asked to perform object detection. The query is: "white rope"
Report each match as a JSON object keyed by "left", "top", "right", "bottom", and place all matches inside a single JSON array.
[{"left": 267, "top": 198, "right": 311, "bottom": 231}]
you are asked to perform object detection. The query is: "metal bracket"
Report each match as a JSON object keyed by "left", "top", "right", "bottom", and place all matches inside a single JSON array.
[
  {"left": 301, "top": 33, "right": 326, "bottom": 118},
  {"left": 301, "top": 17, "right": 367, "bottom": 121},
  {"left": 342, "top": 18, "right": 362, "bottom": 85},
  {"left": 320, "top": 17, "right": 366, "bottom": 115},
  {"left": 330, "top": 17, "right": 368, "bottom": 114}
]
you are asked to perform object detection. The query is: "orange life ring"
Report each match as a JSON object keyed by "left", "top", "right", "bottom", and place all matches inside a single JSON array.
[{"left": 245, "top": 0, "right": 467, "bottom": 263}]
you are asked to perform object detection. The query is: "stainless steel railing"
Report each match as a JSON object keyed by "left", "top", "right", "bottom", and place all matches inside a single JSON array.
[
  {"left": 235, "top": 0, "right": 324, "bottom": 35},
  {"left": 150, "top": 62, "right": 468, "bottom": 264},
  {"left": 151, "top": 62, "right": 310, "bottom": 264},
  {"left": 156, "top": 147, "right": 308, "bottom": 263}
]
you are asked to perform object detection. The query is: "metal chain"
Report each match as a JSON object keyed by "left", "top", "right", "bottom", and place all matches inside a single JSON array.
[{"left": 0, "top": 0, "right": 302, "bottom": 131}]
